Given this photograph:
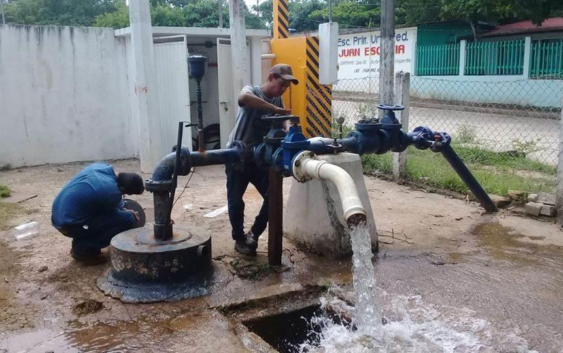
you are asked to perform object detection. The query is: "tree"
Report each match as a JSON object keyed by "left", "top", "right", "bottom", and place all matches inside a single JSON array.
[
  {"left": 253, "top": 0, "right": 326, "bottom": 32},
  {"left": 6, "top": 0, "right": 121, "bottom": 26},
  {"left": 96, "top": 0, "right": 266, "bottom": 29},
  {"left": 309, "top": 0, "right": 381, "bottom": 29},
  {"left": 400, "top": 0, "right": 563, "bottom": 40},
  {"left": 95, "top": 0, "right": 128, "bottom": 28},
  {"left": 289, "top": 0, "right": 325, "bottom": 32}
]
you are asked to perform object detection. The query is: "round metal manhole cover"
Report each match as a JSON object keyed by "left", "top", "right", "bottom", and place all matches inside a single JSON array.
[{"left": 135, "top": 228, "right": 193, "bottom": 245}]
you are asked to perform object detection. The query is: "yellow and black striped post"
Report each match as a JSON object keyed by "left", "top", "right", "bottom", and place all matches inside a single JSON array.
[
  {"left": 271, "top": 0, "right": 332, "bottom": 138},
  {"left": 304, "top": 36, "right": 332, "bottom": 138},
  {"left": 273, "top": 0, "right": 289, "bottom": 39}
]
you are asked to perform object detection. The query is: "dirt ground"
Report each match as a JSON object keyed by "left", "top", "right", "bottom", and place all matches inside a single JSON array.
[{"left": 1, "top": 159, "right": 562, "bottom": 352}]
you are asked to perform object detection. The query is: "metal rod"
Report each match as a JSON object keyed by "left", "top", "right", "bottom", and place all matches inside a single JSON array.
[
  {"left": 161, "top": 121, "right": 185, "bottom": 241},
  {"left": 268, "top": 168, "right": 284, "bottom": 266},
  {"left": 440, "top": 145, "right": 498, "bottom": 213},
  {"left": 172, "top": 121, "right": 184, "bottom": 195},
  {"left": 196, "top": 78, "right": 205, "bottom": 152},
  {"left": 328, "top": 0, "right": 332, "bottom": 23}
]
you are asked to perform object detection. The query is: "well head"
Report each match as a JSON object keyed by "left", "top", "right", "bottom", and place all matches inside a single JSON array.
[{"left": 97, "top": 225, "right": 212, "bottom": 303}]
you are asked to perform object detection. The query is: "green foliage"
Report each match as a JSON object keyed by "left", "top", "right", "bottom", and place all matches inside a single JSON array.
[
  {"left": 95, "top": 0, "right": 129, "bottom": 28},
  {"left": 0, "top": 185, "right": 11, "bottom": 199},
  {"left": 511, "top": 138, "right": 542, "bottom": 156},
  {"left": 361, "top": 144, "right": 556, "bottom": 197},
  {"left": 253, "top": 0, "right": 325, "bottom": 32},
  {"left": 288, "top": 0, "right": 325, "bottom": 31},
  {"left": 400, "top": 0, "right": 563, "bottom": 37},
  {"left": 455, "top": 124, "right": 477, "bottom": 144},
  {"left": 6, "top": 0, "right": 265, "bottom": 29},
  {"left": 5, "top": 0, "right": 121, "bottom": 26},
  {"left": 4, "top": 0, "right": 562, "bottom": 32},
  {"left": 309, "top": 1, "right": 381, "bottom": 29}
]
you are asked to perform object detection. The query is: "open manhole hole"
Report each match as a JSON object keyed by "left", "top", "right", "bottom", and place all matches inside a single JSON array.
[{"left": 243, "top": 304, "right": 347, "bottom": 353}]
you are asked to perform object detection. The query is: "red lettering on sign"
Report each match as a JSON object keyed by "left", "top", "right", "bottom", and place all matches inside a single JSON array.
[{"left": 339, "top": 48, "right": 361, "bottom": 57}]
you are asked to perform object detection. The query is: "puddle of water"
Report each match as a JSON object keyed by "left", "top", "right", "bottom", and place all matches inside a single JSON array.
[
  {"left": 0, "top": 313, "right": 215, "bottom": 353},
  {"left": 471, "top": 222, "right": 556, "bottom": 264}
]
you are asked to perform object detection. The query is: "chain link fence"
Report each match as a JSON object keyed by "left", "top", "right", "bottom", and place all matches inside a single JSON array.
[{"left": 330, "top": 75, "right": 562, "bottom": 195}]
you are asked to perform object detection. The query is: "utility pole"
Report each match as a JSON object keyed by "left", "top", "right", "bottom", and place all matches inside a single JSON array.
[
  {"left": 229, "top": 0, "right": 250, "bottom": 92},
  {"left": 557, "top": 95, "right": 563, "bottom": 224},
  {"left": 379, "top": 0, "right": 395, "bottom": 108},
  {"left": 218, "top": 0, "right": 223, "bottom": 28},
  {"left": 129, "top": 0, "right": 163, "bottom": 172},
  {"left": 1, "top": 0, "right": 6, "bottom": 26},
  {"left": 328, "top": 0, "right": 333, "bottom": 23}
]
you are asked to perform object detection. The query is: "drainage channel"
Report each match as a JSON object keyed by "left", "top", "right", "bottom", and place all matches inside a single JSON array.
[{"left": 220, "top": 285, "right": 350, "bottom": 353}]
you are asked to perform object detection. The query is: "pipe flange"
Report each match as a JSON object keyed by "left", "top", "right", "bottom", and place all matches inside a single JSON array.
[
  {"left": 292, "top": 151, "right": 316, "bottom": 183},
  {"left": 145, "top": 179, "right": 172, "bottom": 192}
]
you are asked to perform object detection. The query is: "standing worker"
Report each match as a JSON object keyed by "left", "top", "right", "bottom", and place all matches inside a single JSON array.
[
  {"left": 52, "top": 163, "right": 145, "bottom": 263},
  {"left": 226, "top": 64, "right": 299, "bottom": 255}
]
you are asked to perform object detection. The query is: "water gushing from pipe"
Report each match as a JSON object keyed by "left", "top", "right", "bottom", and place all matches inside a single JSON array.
[{"left": 347, "top": 215, "right": 382, "bottom": 336}]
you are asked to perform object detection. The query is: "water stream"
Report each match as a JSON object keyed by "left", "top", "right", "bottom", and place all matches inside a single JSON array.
[{"left": 348, "top": 222, "right": 381, "bottom": 336}]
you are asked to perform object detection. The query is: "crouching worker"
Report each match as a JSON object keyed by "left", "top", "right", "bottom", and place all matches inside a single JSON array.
[{"left": 52, "top": 163, "right": 145, "bottom": 262}]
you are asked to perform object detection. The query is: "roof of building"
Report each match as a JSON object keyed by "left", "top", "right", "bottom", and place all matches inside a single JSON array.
[{"left": 482, "top": 17, "right": 563, "bottom": 37}]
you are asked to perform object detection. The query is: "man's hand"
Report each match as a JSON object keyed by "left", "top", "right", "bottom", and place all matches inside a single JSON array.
[
  {"left": 239, "top": 90, "right": 290, "bottom": 115},
  {"left": 128, "top": 210, "right": 140, "bottom": 225},
  {"left": 274, "top": 107, "right": 291, "bottom": 115}
]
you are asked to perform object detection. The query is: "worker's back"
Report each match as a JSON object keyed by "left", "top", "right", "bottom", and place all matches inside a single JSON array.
[{"left": 51, "top": 163, "right": 122, "bottom": 227}]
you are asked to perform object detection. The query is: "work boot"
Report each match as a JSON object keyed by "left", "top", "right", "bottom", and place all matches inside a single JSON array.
[
  {"left": 70, "top": 249, "right": 105, "bottom": 265},
  {"left": 245, "top": 230, "right": 258, "bottom": 251},
  {"left": 235, "top": 239, "right": 256, "bottom": 256}
]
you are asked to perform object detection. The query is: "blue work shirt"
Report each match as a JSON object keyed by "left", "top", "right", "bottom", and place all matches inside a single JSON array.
[{"left": 52, "top": 163, "right": 132, "bottom": 227}]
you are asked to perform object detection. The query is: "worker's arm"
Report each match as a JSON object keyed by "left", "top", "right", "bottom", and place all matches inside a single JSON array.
[{"left": 238, "top": 90, "right": 290, "bottom": 115}]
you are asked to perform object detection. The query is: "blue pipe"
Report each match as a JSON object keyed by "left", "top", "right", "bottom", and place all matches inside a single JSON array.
[{"left": 440, "top": 145, "right": 498, "bottom": 213}]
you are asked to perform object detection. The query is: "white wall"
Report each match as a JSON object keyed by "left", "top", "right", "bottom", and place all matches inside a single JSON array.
[{"left": 0, "top": 25, "right": 135, "bottom": 168}]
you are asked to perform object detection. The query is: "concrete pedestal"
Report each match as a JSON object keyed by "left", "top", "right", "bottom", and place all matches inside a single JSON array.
[{"left": 284, "top": 153, "right": 378, "bottom": 257}]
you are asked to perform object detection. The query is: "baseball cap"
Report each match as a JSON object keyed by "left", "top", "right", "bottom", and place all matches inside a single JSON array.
[{"left": 269, "top": 64, "right": 299, "bottom": 85}]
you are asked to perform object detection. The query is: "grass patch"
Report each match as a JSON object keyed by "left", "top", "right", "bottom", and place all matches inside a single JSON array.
[
  {"left": 0, "top": 203, "right": 21, "bottom": 231},
  {"left": 361, "top": 144, "right": 556, "bottom": 197},
  {"left": 0, "top": 185, "right": 11, "bottom": 198}
]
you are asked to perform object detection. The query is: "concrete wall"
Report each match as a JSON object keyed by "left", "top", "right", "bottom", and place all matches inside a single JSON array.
[
  {"left": 411, "top": 76, "right": 563, "bottom": 108},
  {"left": 0, "top": 25, "right": 135, "bottom": 168}
]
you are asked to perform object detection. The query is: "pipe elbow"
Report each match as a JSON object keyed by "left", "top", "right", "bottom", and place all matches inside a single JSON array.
[
  {"left": 150, "top": 147, "right": 192, "bottom": 183},
  {"left": 292, "top": 151, "right": 366, "bottom": 223}
]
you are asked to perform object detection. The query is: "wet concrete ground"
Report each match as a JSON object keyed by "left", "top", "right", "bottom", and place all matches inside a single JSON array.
[{"left": 1, "top": 159, "right": 562, "bottom": 352}]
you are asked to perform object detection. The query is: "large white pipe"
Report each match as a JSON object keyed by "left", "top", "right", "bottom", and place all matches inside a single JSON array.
[{"left": 292, "top": 151, "right": 366, "bottom": 222}]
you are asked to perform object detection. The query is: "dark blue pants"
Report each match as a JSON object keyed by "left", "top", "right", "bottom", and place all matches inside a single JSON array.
[
  {"left": 225, "top": 163, "right": 269, "bottom": 241},
  {"left": 54, "top": 210, "right": 134, "bottom": 256}
]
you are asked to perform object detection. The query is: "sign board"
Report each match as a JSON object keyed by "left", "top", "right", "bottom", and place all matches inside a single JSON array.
[{"left": 336, "top": 27, "right": 417, "bottom": 80}]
